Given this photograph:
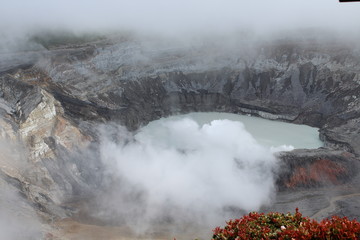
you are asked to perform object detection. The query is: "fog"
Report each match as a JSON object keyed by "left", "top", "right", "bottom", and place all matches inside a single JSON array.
[
  {"left": 1, "top": 0, "right": 360, "bottom": 45},
  {"left": 97, "top": 118, "right": 279, "bottom": 235},
  {"left": 0, "top": 187, "right": 42, "bottom": 240},
  {"left": 0, "top": 140, "right": 42, "bottom": 240}
]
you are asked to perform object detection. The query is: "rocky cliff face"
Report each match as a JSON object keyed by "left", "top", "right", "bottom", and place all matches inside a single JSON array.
[{"left": 0, "top": 34, "right": 360, "bottom": 238}]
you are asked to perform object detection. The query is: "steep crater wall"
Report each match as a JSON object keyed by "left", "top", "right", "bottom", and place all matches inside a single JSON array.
[
  {"left": 36, "top": 41, "right": 360, "bottom": 155},
  {"left": 0, "top": 37, "right": 360, "bottom": 223}
]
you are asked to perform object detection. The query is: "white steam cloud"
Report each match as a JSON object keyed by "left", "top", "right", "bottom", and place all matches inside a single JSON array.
[{"left": 99, "top": 118, "right": 278, "bottom": 234}]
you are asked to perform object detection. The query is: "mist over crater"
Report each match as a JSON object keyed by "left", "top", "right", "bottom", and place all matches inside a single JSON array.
[
  {"left": 0, "top": 1, "right": 360, "bottom": 238},
  {"left": 97, "top": 116, "right": 277, "bottom": 232},
  {"left": 95, "top": 111, "right": 321, "bottom": 226}
]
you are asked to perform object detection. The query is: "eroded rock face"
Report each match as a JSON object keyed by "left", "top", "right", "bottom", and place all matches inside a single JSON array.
[
  {"left": 0, "top": 74, "right": 92, "bottom": 222},
  {"left": 0, "top": 35, "right": 360, "bottom": 237}
]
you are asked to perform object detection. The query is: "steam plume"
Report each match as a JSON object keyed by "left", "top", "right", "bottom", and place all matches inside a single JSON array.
[{"left": 98, "top": 118, "right": 279, "bottom": 235}]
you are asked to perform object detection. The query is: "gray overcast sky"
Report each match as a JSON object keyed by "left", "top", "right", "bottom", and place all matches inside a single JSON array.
[{"left": 0, "top": 0, "right": 360, "bottom": 36}]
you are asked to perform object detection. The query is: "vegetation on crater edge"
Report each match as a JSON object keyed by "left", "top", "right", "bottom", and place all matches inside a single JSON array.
[{"left": 212, "top": 209, "right": 360, "bottom": 240}]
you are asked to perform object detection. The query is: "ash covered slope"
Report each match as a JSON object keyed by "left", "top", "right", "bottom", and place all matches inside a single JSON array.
[{"left": 0, "top": 34, "right": 360, "bottom": 237}]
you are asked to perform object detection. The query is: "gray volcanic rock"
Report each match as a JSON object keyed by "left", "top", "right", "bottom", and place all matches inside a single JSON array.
[
  {"left": 0, "top": 34, "right": 360, "bottom": 237},
  {"left": 32, "top": 38, "right": 360, "bottom": 125}
]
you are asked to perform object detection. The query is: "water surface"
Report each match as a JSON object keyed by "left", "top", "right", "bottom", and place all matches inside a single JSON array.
[{"left": 142, "top": 112, "right": 323, "bottom": 149}]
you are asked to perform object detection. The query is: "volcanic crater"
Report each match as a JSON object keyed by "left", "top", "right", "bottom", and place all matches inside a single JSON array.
[{"left": 0, "top": 34, "right": 360, "bottom": 239}]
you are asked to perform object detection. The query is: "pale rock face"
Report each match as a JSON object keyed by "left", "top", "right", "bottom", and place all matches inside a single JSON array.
[
  {"left": 18, "top": 89, "right": 88, "bottom": 161},
  {"left": 19, "top": 90, "right": 58, "bottom": 161},
  {"left": 18, "top": 89, "right": 90, "bottom": 204},
  {"left": 52, "top": 116, "right": 90, "bottom": 150},
  {"left": 0, "top": 84, "right": 91, "bottom": 219},
  {"left": 0, "top": 117, "right": 17, "bottom": 140}
]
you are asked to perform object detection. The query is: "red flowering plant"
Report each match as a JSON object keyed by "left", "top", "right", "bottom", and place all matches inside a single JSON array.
[{"left": 212, "top": 208, "right": 360, "bottom": 240}]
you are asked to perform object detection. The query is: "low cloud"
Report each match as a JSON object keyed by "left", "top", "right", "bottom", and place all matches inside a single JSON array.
[
  {"left": 1, "top": 0, "right": 360, "bottom": 35},
  {"left": 1, "top": 0, "right": 360, "bottom": 52}
]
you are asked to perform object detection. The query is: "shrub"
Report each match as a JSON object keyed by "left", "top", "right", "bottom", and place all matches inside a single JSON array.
[{"left": 212, "top": 208, "right": 360, "bottom": 240}]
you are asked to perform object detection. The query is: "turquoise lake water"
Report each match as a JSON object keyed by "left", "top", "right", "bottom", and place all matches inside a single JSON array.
[{"left": 141, "top": 112, "right": 323, "bottom": 150}]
